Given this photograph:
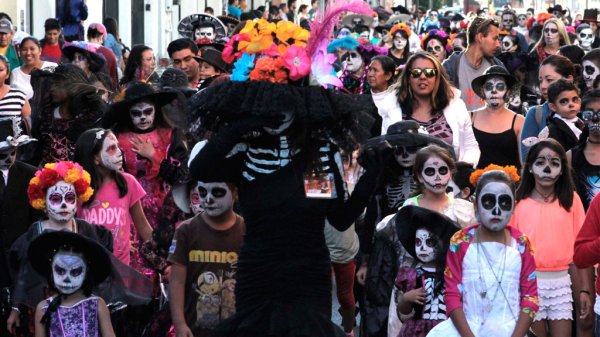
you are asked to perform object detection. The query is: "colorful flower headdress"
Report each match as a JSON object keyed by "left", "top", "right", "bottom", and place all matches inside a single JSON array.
[
  {"left": 421, "top": 29, "right": 453, "bottom": 54},
  {"left": 469, "top": 164, "right": 521, "bottom": 187},
  {"left": 389, "top": 22, "right": 412, "bottom": 38},
  {"left": 28, "top": 161, "right": 93, "bottom": 210}
]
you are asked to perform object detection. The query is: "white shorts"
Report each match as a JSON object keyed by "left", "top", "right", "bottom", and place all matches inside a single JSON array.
[{"left": 534, "top": 270, "right": 573, "bottom": 321}]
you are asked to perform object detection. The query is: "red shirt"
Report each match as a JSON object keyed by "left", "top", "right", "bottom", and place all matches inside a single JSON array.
[{"left": 41, "top": 43, "right": 62, "bottom": 64}]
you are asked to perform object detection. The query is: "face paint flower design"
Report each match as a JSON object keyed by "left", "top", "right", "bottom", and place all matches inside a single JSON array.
[
  {"left": 46, "top": 181, "right": 77, "bottom": 223},
  {"left": 100, "top": 133, "right": 123, "bottom": 171},
  {"left": 420, "top": 156, "right": 451, "bottom": 194},
  {"left": 52, "top": 252, "right": 87, "bottom": 295},
  {"left": 531, "top": 149, "right": 561, "bottom": 186},
  {"left": 129, "top": 102, "right": 156, "bottom": 131},
  {"left": 415, "top": 228, "right": 436, "bottom": 263}
]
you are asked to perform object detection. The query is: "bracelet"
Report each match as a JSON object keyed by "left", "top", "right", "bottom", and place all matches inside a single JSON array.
[
  {"left": 580, "top": 290, "right": 591, "bottom": 295},
  {"left": 11, "top": 307, "right": 20, "bottom": 314}
]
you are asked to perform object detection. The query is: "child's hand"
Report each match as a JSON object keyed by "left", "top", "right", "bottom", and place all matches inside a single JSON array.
[
  {"left": 580, "top": 291, "right": 592, "bottom": 319},
  {"left": 403, "top": 287, "right": 427, "bottom": 305},
  {"left": 130, "top": 136, "right": 156, "bottom": 160},
  {"left": 174, "top": 322, "right": 194, "bottom": 337}
]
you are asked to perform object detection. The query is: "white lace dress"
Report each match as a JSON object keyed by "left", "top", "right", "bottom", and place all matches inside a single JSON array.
[{"left": 427, "top": 239, "right": 522, "bottom": 337}]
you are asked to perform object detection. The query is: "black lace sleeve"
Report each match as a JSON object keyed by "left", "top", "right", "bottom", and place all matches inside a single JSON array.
[{"left": 159, "top": 128, "right": 190, "bottom": 185}]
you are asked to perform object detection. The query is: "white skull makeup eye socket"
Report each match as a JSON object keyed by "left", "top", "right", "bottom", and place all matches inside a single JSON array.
[
  {"left": 484, "top": 82, "right": 507, "bottom": 92},
  {"left": 423, "top": 166, "right": 449, "bottom": 176},
  {"left": 415, "top": 229, "right": 436, "bottom": 263},
  {"left": 52, "top": 252, "right": 87, "bottom": 295},
  {"left": 48, "top": 192, "right": 77, "bottom": 206},
  {"left": 480, "top": 193, "right": 513, "bottom": 211}
]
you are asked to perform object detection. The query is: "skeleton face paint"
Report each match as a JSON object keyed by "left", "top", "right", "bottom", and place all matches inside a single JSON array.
[
  {"left": 531, "top": 149, "right": 561, "bottom": 186},
  {"left": 198, "top": 182, "right": 234, "bottom": 217},
  {"left": 395, "top": 146, "right": 418, "bottom": 168},
  {"left": 501, "top": 36, "right": 517, "bottom": 52},
  {"left": 446, "top": 180, "right": 461, "bottom": 197},
  {"left": 129, "top": 101, "right": 156, "bottom": 131},
  {"left": 393, "top": 33, "right": 407, "bottom": 51},
  {"left": 415, "top": 229, "right": 436, "bottom": 263},
  {"left": 344, "top": 49, "right": 364, "bottom": 74},
  {"left": 189, "top": 182, "right": 204, "bottom": 215},
  {"left": 582, "top": 108, "right": 600, "bottom": 135},
  {"left": 477, "top": 181, "right": 514, "bottom": 232},
  {"left": 194, "top": 27, "right": 215, "bottom": 41},
  {"left": 501, "top": 15, "right": 514, "bottom": 30},
  {"left": 483, "top": 76, "right": 507, "bottom": 108},
  {"left": 419, "top": 156, "right": 451, "bottom": 194},
  {"left": 543, "top": 23, "right": 560, "bottom": 46},
  {"left": 46, "top": 181, "right": 77, "bottom": 223},
  {"left": 359, "top": 31, "right": 370, "bottom": 40},
  {"left": 0, "top": 147, "right": 16, "bottom": 170},
  {"left": 263, "top": 111, "right": 294, "bottom": 135},
  {"left": 518, "top": 15, "right": 527, "bottom": 27},
  {"left": 52, "top": 252, "right": 87, "bottom": 295},
  {"left": 583, "top": 60, "right": 600, "bottom": 90},
  {"left": 426, "top": 39, "right": 446, "bottom": 62},
  {"left": 578, "top": 28, "right": 594, "bottom": 50},
  {"left": 100, "top": 133, "right": 122, "bottom": 171}
]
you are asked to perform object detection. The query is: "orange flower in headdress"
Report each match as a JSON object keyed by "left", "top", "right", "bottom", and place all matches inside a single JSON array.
[
  {"left": 469, "top": 164, "right": 520, "bottom": 187},
  {"left": 390, "top": 22, "right": 412, "bottom": 38},
  {"left": 28, "top": 161, "right": 94, "bottom": 210}
]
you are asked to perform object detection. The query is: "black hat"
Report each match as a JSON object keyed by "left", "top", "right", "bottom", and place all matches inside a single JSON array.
[
  {"left": 391, "top": 5, "right": 410, "bottom": 15},
  {"left": 194, "top": 48, "right": 228, "bottom": 73},
  {"left": 0, "top": 116, "right": 36, "bottom": 151},
  {"left": 196, "top": 39, "right": 226, "bottom": 52},
  {"left": 62, "top": 42, "right": 106, "bottom": 72},
  {"left": 583, "top": 9, "right": 599, "bottom": 23},
  {"left": 28, "top": 231, "right": 111, "bottom": 287},
  {"left": 217, "top": 15, "right": 240, "bottom": 35},
  {"left": 374, "top": 24, "right": 393, "bottom": 34},
  {"left": 178, "top": 13, "right": 227, "bottom": 40},
  {"left": 450, "top": 13, "right": 465, "bottom": 21},
  {"left": 158, "top": 68, "right": 197, "bottom": 97},
  {"left": 111, "top": 82, "right": 178, "bottom": 115},
  {"left": 471, "top": 65, "right": 517, "bottom": 99},
  {"left": 547, "top": 4, "right": 567, "bottom": 15},
  {"left": 395, "top": 205, "right": 459, "bottom": 259}
]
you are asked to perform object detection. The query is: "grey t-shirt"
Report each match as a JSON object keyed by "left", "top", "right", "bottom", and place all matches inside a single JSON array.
[{"left": 457, "top": 54, "right": 492, "bottom": 111}]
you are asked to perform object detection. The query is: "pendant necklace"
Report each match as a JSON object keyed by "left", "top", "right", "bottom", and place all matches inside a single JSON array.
[
  {"left": 534, "top": 187, "right": 554, "bottom": 203},
  {"left": 476, "top": 228, "right": 507, "bottom": 325}
]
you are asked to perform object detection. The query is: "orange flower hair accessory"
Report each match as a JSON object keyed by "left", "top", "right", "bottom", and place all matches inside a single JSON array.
[
  {"left": 28, "top": 161, "right": 93, "bottom": 210},
  {"left": 469, "top": 164, "right": 520, "bottom": 187},
  {"left": 390, "top": 22, "right": 412, "bottom": 38}
]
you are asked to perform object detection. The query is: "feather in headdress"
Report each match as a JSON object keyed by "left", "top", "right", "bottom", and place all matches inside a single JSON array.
[{"left": 327, "top": 36, "right": 360, "bottom": 53}]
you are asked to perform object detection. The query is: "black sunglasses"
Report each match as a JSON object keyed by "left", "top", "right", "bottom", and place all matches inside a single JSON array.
[
  {"left": 544, "top": 28, "right": 558, "bottom": 34},
  {"left": 409, "top": 68, "right": 437, "bottom": 78},
  {"left": 582, "top": 110, "right": 600, "bottom": 120}
]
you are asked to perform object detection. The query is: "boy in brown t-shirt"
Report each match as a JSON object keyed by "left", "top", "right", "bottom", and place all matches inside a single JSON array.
[{"left": 168, "top": 181, "right": 245, "bottom": 337}]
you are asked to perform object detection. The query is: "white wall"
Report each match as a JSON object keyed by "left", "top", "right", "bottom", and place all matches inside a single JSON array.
[{"left": 119, "top": 0, "right": 132, "bottom": 48}]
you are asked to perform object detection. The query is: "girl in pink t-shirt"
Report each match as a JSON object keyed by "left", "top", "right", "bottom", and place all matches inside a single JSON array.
[
  {"left": 74, "top": 128, "right": 153, "bottom": 265},
  {"left": 513, "top": 138, "right": 589, "bottom": 337}
]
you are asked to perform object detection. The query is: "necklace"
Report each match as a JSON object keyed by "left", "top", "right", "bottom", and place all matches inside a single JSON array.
[
  {"left": 534, "top": 187, "right": 554, "bottom": 203},
  {"left": 476, "top": 227, "right": 507, "bottom": 325}
]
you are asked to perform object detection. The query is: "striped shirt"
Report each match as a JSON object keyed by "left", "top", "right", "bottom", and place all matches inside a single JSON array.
[{"left": 0, "top": 88, "right": 26, "bottom": 117}]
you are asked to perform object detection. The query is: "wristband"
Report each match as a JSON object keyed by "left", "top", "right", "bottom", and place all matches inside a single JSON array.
[
  {"left": 11, "top": 307, "right": 20, "bottom": 314},
  {"left": 580, "top": 290, "right": 591, "bottom": 295}
]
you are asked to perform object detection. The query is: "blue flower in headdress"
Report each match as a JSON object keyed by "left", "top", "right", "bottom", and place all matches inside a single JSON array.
[
  {"left": 231, "top": 53, "right": 255, "bottom": 82},
  {"left": 327, "top": 36, "right": 360, "bottom": 53}
]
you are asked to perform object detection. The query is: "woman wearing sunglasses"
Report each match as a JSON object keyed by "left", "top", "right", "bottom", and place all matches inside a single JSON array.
[
  {"left": 528, "top": 18, "right": 571, "bottom": 89},
  {"left": 394, "top": 52, "right": 480, "bottom": 167}
]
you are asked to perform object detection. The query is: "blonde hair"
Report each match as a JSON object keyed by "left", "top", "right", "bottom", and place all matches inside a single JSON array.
[{"left": 532, "top": 18, "right": 571, "bottom": 51}]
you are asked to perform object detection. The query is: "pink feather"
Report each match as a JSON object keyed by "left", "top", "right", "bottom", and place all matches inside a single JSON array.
[{"left": 306, "top": 0, "right": 374, "bottom": 59}]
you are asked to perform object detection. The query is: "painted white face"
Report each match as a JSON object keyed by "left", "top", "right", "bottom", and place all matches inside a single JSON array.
[
  {"left": 0, "top": 147, "right": 16, "bottom": 170},
  {"left": 419, "top": 155, "right": 451, "bottom": 194},
  {"left": 189, "top": 182, "right": 204, "bottom": 215},
  {"left": 359, "top": 30, "right": 370, "bottom": 40},
  {"left": 426, "top": 39, "right": 446, "bottom": 62},
  {"left": 393, "top": 33, "right": 407, "bottom": 51},
  {"left": 263, "top": 111, "right": 294, "bottom": 135},
  {"left": 483, "top": 76, "right": 507, "bottom": 108},
  {"left": 195, "top": 27, "right": 215, "bottom": 41},
  {"left": 501, "top": 36, "right": 517, "bottom": 52},
  {"left": 583, "top": 60, "right": 600, "bottom": 90},
  {"left": 531, "top": 149, "right": 561, "bottom": 186},
  {"left": 395, "top": 146, "right": 418, "bottom": 168},
  {"left": 477, "top": 181, "right": 514, "bottom": 232},
  {"left": 446, "top": 179, "right": 461, "bottom": 197},
  {"left": 129, "top": 102, "right": 155, "bottom": 131},
  {"left": 344, "top": 49, "right": 364, "bottom": 74},
  {"left": 501, "top": 14, "right": 514, "bottom": 30},
  {"left": 46, "top": 181, "right": 77, "bottom": 223},
  {"left": 518, "top": 15, "right": 527, "bottom": 28},
  {"left": 71, "top": 52, "right": 90, "bottom": 74},
  {"left": 100, "top": 133, "right": 122, "bottom": 171},
  {"left": 583, "top": 109, "right": 600, "bottom": 135},
  {"left": 415, "top": 228, "right": 436, "bottom": 263},
  {"left": 543, "top": 23, "right": 560, "bottom": 46},
  {"left": 198, "top": 182, "right": 234, "bottom": 217},
  {"left": 52, "top": 252, "right": 87, "bottom": 295},
  {"left": 579, "top": 28, "right": 594, "bottom": 50}
]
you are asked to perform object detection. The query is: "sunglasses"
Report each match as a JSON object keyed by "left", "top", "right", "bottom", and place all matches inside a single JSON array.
[
  {"left": 426, "top": 45, "right": 443, "bottom": 53},
  {"left": 130, "top": 107, "right": 154, "bottom": 118},
  {"left": 453, "top": 47, "right": 464, "bottom": 53},
  {"left": 409, "top": 68, "right": 437, "bottom": 78},
  {"left": 198, "top": 187, "right": 228, "bottom": 198},
  {"left": 582, "top": 110, "right": 600, "bottom": 120},
  {"left": 544, "top": 28, "right": 558, "bottom": 34}
]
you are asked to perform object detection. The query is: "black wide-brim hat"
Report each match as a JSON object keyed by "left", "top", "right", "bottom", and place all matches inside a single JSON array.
[
  {"left": 471, "top": 65, "right": 518, "bottom": 99},
  {"left": 62, "top": 43, "right": 106, "bottom": 72},
  {"left": 583, "top": 9, "right": 599, "bottom": 23},
  {"left": 391, "top": 5, "right": 410, "bottom": 15},
  {"left": 547, "top": 5, "right": 567, "bottom": 14},
  {"left": 374, "top": 24, "right": 393, "bottom": 34},
  {"left": 111, "top": 82, "right": 178, "bottom": 115},
  {"left": 218, "top": 15, "right": 241, "bottom": 32},
  {"left": 194, "top": 48, "right": 228, "bottom": 73},
  {"left": 28, "top": 231, "right": 111, "bottom": 286},
  {"left": 395, "top": 205, "right": 460, "bottom": 259}
]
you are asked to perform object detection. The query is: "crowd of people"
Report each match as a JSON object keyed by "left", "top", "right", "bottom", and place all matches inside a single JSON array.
[{"left": 4, "top": 0, "right": 600, "bottom": 336}]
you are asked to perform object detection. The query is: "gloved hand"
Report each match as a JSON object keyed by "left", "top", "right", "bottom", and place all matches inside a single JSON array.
[{"left": 357, "top": 140, "right": 393, "bottom": 174}]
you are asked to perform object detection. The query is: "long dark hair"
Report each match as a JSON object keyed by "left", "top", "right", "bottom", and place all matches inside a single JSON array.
[
  {"left": 370, "top": 55, "right": 397, "bottom": 86},
  {"left": 390, "top": 29, "right": 411, "bottom": 64},
  {"left": 120, "top": 44, "right": 152, "bottom": 86},
  {"left": 413, "top": 144, "right": 456, "bottom": 193},
  {"left": 103, "top": 17, "right": 119, "bottom": 39},
  {"left": 516, "top": 139, "right": 574, "bottom": 211},
  {"left": 394, "top": 52, "right": 455, "bottom": 117},
  {"left": 75, "top": 128, "right": 128, "bottom": 205}
]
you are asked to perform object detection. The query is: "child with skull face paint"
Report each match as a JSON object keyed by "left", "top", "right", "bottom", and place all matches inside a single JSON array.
[
  {"left": 29, "top": 231, "right": 115, "bottom": 337},
  {"left": 512, "top": 139, "right": 587, "bottom": 337},
  {"left": 393, "top": 206, "right": 459, "bottom": 337},
  {"left": 427, "top": 168, "right": 539, "bottom": 337}
]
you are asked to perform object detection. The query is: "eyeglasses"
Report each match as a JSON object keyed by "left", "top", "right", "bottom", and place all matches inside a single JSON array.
[
  {"left": 426, "top": 45, "right": 443, "bottom": 53},
  {"left": 582, "top": 110, "right": 600, "bottom": 120},
  {"left": 409, "top": 68, "right": 437, "bottom": 78},
  {"left": 544, "top": 28, "right": 558, "bottom": 34}
]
